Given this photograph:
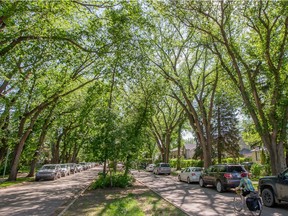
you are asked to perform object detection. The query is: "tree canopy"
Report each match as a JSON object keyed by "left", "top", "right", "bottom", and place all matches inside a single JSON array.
[{"left": 0, "top": 0, "right": 287, "bottom": 179}]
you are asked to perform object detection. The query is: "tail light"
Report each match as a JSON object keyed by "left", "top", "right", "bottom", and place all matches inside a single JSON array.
[{"left": 224, "top": 173, "right": 232, "bottom": 178}]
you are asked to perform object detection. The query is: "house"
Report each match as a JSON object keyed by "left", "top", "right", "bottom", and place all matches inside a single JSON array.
[
  {"left": 169, "top": 144, "right": 196, "bottom": 159},
  {"left": 251, "top": 146, "right": 267, "bottom": 163},
  {"left": 238, "top": 137, "right": 252, "bottom": 158},
  {"left": 183, "top": 144, "right": 196, "bottom": 159}
]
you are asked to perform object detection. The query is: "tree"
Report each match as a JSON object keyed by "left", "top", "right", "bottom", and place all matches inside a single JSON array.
[
  {"left": 149, "top": 95, "right": 184, "bottom": 163},
  {"left": 212, "top": 92, "right": 240, "bottom": 163},
  {"left": 141, "top": 11, "right": 219, "bottom": 168},
  {"left": 171, "top": 0, "right": 288, "bottom": 174}
]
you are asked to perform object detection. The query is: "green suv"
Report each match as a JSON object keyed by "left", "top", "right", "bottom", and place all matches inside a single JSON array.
[{"left": 199, "top": 164, "right": 247, "bottom": 192}]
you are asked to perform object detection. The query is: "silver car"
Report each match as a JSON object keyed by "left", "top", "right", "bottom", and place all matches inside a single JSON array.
[
  {"left": 60, "top": 164, "right": 70, "bottom": 177},
  {"left": 178, "top": 167, "right": 203, "bottom": 183},
  {"left": 35, "top": 164, "right": 61, "bottom": 181},
  {"left": 146, "top": 164, "right": 156, "bottom": 172},
  {"left": 153, "top": 163, "right": 171, "bottom": 175}
]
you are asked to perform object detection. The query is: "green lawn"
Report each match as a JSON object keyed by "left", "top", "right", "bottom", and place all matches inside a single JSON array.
[
  {"left": 63, "top": 182, "right": 187, "bottom": 216},
  {"left": 0, "top": 177, "right": 34, "bottom": 188}
]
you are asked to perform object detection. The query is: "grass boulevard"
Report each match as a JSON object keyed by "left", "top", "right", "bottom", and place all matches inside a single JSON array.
[{"left": 62, "top": 180, "right": 186, "bottom": 216}]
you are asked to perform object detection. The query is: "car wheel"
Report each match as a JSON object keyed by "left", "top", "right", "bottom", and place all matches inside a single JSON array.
[
  {"left": 178, "top": 175, "right": 181, "bottom": 181},
  {"left": 216, "top": 180, "right": 223, "bottom": 193},
  {"left": 262, "top": 188, "right": 275, "bottom": 207},
  {"left": 35, "top": 177, "right": 40, "bottom": 181},
  {"left": 187, "top": 177, "right": 191, "bottom": 184},
  {"left": 199, "top": 177, "right": 206, "bottom": 187}
]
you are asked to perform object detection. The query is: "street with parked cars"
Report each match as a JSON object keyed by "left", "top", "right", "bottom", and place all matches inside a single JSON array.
[
  {"left": 35, "top": 162, "right": 96, "bottom": 181},
  {"left": 1, "top": 162, "right": 287, "bottom": 216},
  {"left": 0, "top": 165, "right": 101, "bottom": 216},
  {"left": 133, "top": 168, "right": 288, "bottom": 216}
]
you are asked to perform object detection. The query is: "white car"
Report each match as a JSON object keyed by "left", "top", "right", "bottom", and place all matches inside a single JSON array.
[
  {"left": 178, "top": 167, "right": 203, "bottom": 183},
  {"left": 153, "top": 163, "right": 171, "bottom": 175},
  {"left": 146, "top": 164, "right": 156, "bottom": 172}
]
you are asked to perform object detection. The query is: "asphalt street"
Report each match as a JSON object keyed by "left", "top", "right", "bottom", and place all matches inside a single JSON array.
[
  {"left": 0, "top": 167, "right": 101, "bottom": 216},
  {"left": 131, "top": 170, "right": 288, "bottom": 216}
]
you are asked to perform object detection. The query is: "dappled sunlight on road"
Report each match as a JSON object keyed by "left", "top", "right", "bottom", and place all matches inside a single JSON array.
[
  {"left": 0, "top": 167, "right": 101, "bottom": 216},
  {"left": 132, "top": 170, "right": 288, "bottom": 216}
]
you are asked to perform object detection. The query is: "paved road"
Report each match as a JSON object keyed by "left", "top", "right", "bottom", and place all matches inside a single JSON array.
[
  {"left": 0, "top": 167, "right": 101, "bottom": 216},
  {"left": 132, "top": 171, "right": 288, "bottom": 216}
]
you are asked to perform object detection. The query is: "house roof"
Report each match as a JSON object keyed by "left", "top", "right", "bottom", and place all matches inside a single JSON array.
[
  {"left": 184, "top": 144, "right": 196, "bottom": 150},
  {"left": 239, "top": 148, "right": 252, "bottom": 155},
  {"left": 170, "top": 148, "right": 178, "bottom": 152}
]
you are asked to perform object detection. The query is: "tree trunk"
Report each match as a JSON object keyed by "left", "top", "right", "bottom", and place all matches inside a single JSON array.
[
  {"left": 27, "top": 107, "right": 54, "bottom": 177},
  {"left": 176, "top": 122, "right": 183, "bottom": 170},
  {"left": 217, "top": 107, "right": 222, "bottom": 164},
  {"left": 8, "top": 110, "right": 41, "bottom": 181},
  {"left": 165, "top": 132, "right": 171, "bottom": 163},
  {"left": 0, "top": 114, "right": 10, "bottom": 163},
  {"left": 264, "top": 137, "right": 286, "bottom": 174},
  {"left": 27, "top": 128, "right": 48, "bottom": 177},
  {"left": 51, "top": 129, "right": 64, "bottom": 164},
  {"left": 8, "top": 129, "right": 32, "bottom": 181}
]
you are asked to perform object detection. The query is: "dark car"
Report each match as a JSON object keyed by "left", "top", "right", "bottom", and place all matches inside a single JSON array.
[
  {"left": 153, "top": 163, "right": 171, "bottom": 175},
  {"left": 258, "top": 168, "right": 288, "bottom": 207},
  {"left": 199, "top": 164, "right": 247, "bottom": 192},
  {"left": 35, "top": 164, "right": 61, "bottom": 181}
]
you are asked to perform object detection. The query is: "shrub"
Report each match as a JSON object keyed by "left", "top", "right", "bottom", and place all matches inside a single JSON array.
[
  {"left": 260, "top": 164, "right": 271, "bottom": 176},
  {"left": 91, "top": 173, "right": 134, "bottom": 189},
  {"left": 250, "top": 163, "right": 262, "bottom": 177},
  {"left": 169, "top": 159, "right": 203, "bottom": 168}
]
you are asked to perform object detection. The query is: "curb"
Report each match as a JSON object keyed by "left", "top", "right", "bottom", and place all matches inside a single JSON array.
[
  {"left": 134, "top": 176, "right": 192, "bottom": 216},
  {"left": 57, "top": 180, "right": 93, "bottom": 216}
]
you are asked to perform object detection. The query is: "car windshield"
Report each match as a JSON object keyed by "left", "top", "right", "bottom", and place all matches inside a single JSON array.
[
  {"left": 193, "top": 168, "right": 203, "bottom": 172},
  {"left": 227, "top": 166, "right": 245, "bottom": 172},
  {"left": 160, "top": 163, "right": 170, "bottom": 167},
  {"left": 60, "top": 165, "right": 66, "bottom": 168},
  {"left": 42, "top": 165, "right": 56, "bottom": 170}
]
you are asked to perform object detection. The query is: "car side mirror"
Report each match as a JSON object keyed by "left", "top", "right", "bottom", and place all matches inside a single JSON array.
[{"left": 278, "top": 173, "right": 284, "bottom": 179}]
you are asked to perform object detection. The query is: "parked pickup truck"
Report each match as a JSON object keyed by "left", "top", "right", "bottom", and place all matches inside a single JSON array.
[{"left": 258, "top": 168, "right": 288, "bottom": 207}]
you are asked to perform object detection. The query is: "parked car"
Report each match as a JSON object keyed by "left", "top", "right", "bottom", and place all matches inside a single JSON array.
[
  {"left": 258, "top": 168, "right": 288, "bottom": 207},
  {"left": 146, "top": 164, "right": 156, "bottom": 172},
  {"left": 67, "top": 163, "right": 77, "bottom": 174},
  {"left": 35, "top": 164, "right": 61, "bottom": 181},
  {"left": 153, "top": 163, "right": 171, "bottom": 175},
  {"left": 60, "top": 164, "right": 70, "bottom": 177},
  {"left": 178, "top": 167, "right": 203, "bottom": 183},
  {"left": 76, "top": 164, "right": 83, "bottom": 172},
  {"left": 199, "top": 164, "right": 247, "bottom": 192},
  {"left": 80, "top": 162, "right": 88, "bottom": 170}
]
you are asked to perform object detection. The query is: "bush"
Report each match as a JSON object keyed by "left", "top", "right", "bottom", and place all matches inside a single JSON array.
[
  {"left": 250, "top": 163, "right": 262, "bottom": 177},
  {"left": 169, "top": 159, "right": 203, "bottom": 168},
  {"left": 91, "top": 173, "right": 134, "bottom": 189},
  {"left": 260, "top": 164, "right": 271, "bottom": 176}
]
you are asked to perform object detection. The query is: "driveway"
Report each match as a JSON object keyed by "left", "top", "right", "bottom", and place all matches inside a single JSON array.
[
  {"left": 132, "top": 171, "right": 288, "bottom": 216},
  {"left": 0, "top": 167, "right": 101, "bottom": 216}
]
